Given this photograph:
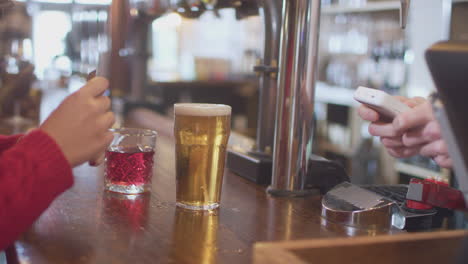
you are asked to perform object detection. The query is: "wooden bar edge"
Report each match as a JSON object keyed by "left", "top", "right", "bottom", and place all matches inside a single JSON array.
[{"left": 254, "top": 230, "right": 468, "bottom": 264}]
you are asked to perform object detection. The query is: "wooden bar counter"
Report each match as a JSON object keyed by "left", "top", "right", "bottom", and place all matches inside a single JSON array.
[{"left": 10, "top": 110, "right": 404, "bottom": 264}]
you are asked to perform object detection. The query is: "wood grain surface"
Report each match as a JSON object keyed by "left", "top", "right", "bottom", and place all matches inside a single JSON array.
[{"left": 254, "top": 230, "right": 468, "bottom": 264}]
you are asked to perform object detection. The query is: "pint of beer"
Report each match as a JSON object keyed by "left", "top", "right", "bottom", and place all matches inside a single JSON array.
[{"left": 174, "top": 103, "right": 231, "bottom": 210}]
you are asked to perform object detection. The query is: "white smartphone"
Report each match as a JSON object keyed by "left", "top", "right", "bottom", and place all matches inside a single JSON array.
[{"left": 353, "top": 86, "right": 411, "bottom": 119}]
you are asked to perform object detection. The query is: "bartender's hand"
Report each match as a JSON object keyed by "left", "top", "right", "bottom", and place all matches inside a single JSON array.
[
  {"left": 358, "top": 96, "right": 452, "bottom": 168},
  {"left": 40, "top": 77, "right": 115, "bottom": 167}
]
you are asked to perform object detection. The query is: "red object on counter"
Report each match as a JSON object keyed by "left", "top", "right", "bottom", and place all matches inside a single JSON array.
[
  {"left": 425, "top": 178, "right": 449, "bottom": 187},
  {"left": 406, "top": 200, "right": 434, "bottom": 210},
  {"left": 406, "top": 178, "right": 466, "bottom": 210},
  {"left": 105, "top": 150, "right": 154, "bottom": 187},
  {"left": 406, "top": 178, "right": 434, "bottom": 210}
]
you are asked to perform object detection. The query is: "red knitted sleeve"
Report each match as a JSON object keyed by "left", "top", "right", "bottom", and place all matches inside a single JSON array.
[{"left": 0, "top": 129, "right": 73, "bottom": 250}]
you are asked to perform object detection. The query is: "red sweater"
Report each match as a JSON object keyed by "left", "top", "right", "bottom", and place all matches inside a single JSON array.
[{"left": 0, "top": 129, "right": 73, "bottom": 250}]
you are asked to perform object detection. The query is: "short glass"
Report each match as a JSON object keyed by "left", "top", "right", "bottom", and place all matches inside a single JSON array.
[
  {"left": 174, "top": 103, "right": 231, "bottom": 210},
  {"left": 105, "top": 128, "right": 157, "bottom": 194}
]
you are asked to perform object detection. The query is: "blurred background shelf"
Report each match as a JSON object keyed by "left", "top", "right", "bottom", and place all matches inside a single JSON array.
[
  {"left": 318, "top": 141, "right": 355, "bottom": 158},
  {"left": 315, "top": 82, "right": 357, "bottom": 107},
  {"left": 322, "top": 1, "right": 400, "bottom": 14},
  {"left": 149, "top": 80, "right": 257, "bottom": 89},
  {"left": 395, "top": 161, "right": 448, "bottom": 180}
]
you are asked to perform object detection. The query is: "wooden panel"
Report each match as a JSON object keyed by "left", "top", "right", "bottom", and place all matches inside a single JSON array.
[{"left": 254, "top": 230, "right": 468, "bottom": 264}]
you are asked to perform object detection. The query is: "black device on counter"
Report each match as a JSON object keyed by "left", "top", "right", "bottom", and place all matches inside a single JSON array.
[
  {"left": 227, "top": 149, "right": 350, "bottom": 192},
  {"left": 227, "top": 150, "right": 273, "bottom": 185}
]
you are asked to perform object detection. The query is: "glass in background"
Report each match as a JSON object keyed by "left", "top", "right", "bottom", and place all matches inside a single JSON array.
[
  {"left": 73, "top": 8, "right": 108, "bottom": 76},
  {"left": 324, "top": 14, "right": 371, "bottom": 90},
  {"left": 322, "top": 13, "right": 407, "bottom": 95}
]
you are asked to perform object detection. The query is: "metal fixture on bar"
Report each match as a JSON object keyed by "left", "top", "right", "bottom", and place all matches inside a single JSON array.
[{"left": 267, "top": 0, "right": 322, "bottom": 197}]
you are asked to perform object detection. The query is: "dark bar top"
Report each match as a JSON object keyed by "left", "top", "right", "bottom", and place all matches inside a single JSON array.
[{"left": 12, "top": 110, "right": 393, "bottom": 264}]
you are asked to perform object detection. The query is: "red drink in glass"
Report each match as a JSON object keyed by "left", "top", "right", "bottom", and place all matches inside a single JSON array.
[{"left": 105, "top": 149, "right": 155, "bottom": 187}]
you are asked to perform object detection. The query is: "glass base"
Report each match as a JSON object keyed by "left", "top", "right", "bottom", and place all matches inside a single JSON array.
[
  {"left": 176, "top": 202, "right": 219, "bottom": 210},
  {"left": 105, "top": 182, "right": 150, "bottom": 194}
]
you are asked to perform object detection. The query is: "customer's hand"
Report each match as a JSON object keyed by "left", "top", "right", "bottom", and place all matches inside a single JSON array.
[
  {"left": 40, "top": 77, "right": 115, "bottom": 167},
  {"left": 358, "top": 96, "right": 425, "bottom": 157},
  {"left": 392, "top": 101, "right": 452, "bottom": 168},
  {"left": 358, "top": 96, "right": 452, "bottom": 168}
]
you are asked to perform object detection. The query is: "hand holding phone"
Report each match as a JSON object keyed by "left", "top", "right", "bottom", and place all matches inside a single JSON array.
[{"left": 354, "top": 86, "right": 411, "bottom": 119}]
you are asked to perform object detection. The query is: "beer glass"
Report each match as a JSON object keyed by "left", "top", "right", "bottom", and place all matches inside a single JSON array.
[{"left": 174, "top": 103, "right": 231, "bottom": 210}]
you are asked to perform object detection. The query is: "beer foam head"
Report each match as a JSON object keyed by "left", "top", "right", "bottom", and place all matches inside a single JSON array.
[{"left": 174, "top": 103, "right": 231, "bottom": 116}]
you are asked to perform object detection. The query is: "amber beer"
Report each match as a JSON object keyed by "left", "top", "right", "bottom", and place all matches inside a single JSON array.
[{"left": 174, "top": 103, "right": 231, "bottom": 210}]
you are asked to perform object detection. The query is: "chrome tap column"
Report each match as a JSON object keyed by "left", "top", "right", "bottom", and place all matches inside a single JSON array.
[{"left": 268, "top": 0, "right": 321, "bottom": 196}]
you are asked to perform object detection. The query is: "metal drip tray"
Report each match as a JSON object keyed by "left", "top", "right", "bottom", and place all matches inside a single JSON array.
[
  {"left": 321, "top": 182, "right": 398, "bottom": 231},
  {"left": 322, "top": 182, "right": 441, "bottom": 231}
]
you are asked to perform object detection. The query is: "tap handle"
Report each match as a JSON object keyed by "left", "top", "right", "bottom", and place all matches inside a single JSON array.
[{"left": 400, "top": 0, "right": 410, "bottom": 29}]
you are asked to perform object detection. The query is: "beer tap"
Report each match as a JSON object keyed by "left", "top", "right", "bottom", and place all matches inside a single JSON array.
[{"left": 267, "top": 0, "right": 322, "bottom": 196}]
